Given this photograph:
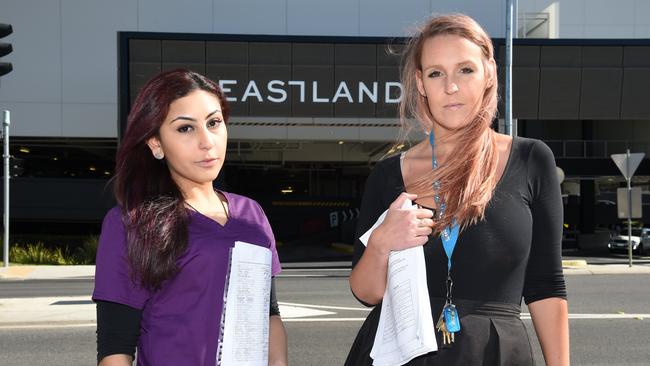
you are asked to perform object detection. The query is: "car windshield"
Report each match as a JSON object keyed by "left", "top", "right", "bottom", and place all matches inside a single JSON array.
[{"left": 621, "top": 229, "right": 643, "bottom": 236}]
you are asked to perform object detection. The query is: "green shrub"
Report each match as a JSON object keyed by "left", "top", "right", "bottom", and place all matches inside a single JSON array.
[
  {"left": 73, "top": 235, "right": 98, "bottom": 265},
  {"left": 9, "top": 242, "right": 76, "bottom": 265}
]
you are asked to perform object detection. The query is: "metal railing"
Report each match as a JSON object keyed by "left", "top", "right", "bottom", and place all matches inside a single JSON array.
[{"left": 545, "top": 140, "right": 650, "bottom": 159}]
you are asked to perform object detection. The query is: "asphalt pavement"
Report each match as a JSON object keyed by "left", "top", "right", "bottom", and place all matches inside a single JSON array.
[
  {"left": 1, "top": 256, "right": 650, "bottom": 328},
  {"left": 1, "top": 263, "right": 650, "bottom": 365}
]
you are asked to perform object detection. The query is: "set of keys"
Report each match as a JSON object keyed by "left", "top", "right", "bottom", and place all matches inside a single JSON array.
[
  {"left": 436, "top": 275, "right": 461, "bottom": 345},
  {"left": 436, "top": 302, "right": 460, "bottom": 345}
]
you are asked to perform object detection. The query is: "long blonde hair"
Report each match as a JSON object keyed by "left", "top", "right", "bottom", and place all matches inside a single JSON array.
[{"left": 400, "top": 14, "right": 499, "bottom": 233}]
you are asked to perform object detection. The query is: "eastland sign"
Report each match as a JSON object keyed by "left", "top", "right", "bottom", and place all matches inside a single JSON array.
[{"left": 218, "top": 80, "right": 403, "bottom": 104}]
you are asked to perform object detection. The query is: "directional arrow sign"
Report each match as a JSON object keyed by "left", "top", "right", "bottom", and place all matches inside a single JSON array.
[{"left": 611, "top": 152, "right": 644, "bottom": 180}]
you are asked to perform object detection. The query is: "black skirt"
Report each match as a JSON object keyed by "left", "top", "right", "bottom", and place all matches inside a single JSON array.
[{"left": 345, "top": 298, "right": 534, "bottom": 366}]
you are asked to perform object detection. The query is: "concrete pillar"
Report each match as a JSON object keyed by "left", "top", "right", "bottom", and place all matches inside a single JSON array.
[
  {"left": 579, "top": 179, "right": 595, "bottom": 234},
  {"left": 582, "top": 120, "right": 594, "bottom": 157}
]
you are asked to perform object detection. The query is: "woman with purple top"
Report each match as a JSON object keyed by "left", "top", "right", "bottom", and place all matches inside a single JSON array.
[{"left": 93, "top": 69, "right": 287, "bottom": 366}]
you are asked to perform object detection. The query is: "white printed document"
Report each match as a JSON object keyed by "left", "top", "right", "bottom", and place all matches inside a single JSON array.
[
  {"left": 360, "top": 199, "right": 437, "bottom": 366},
  {"left": 219, "top": 241, "right": 272, "bottom": 366}
]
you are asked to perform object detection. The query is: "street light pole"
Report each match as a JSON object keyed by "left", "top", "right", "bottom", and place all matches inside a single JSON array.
[
  {"left": 505, "top": 0, "right": 516, "bottom": 137},
  {"left": 626, "top": 149, "right": 632, "bottom": 267},
  {"left": 2, "top": 110, "right": 9, "bottom": 268},
  {"left": 611, "top": 149, "right": 644, "bottom": 268}
]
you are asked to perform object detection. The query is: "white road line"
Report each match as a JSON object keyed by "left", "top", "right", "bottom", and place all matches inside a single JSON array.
[
  {"left": 282, "top": 268, "right": 350, "bottom": 272},
  {"left": 279, "top": 305, "right": 336, "bottom": 318},
  {"left": 1, "top": 314, "right": 647, "bottom": 329},
  {"left": 279, "top": 302, "right": 371, "bottom": 312},
  {"left": 285, "top": 314, "right": 650, "bottom": 322},
  {"left": 276, "top": 274, "right": 329, "bottom": 278},
  {"left": 284, "top": 318, "right": 367, "bottom": 322},
  {"left": 565, "top": 314, "right": 648, "bottom": 319},
  {"left": 0, "top": 323, "right": 97, "bottom": 330}
]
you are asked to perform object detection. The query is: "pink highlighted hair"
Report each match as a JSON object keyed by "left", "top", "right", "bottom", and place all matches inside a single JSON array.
[{"left": 400, "top": 14, "right": 499, "bottom": 233}]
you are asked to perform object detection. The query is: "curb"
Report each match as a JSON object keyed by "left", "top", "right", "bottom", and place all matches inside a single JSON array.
[
  {"left": 330, "top": 242, "right": 354, "bottom": 254},
  {"left": 562, "top": 259, "right": 588, "bottom": 268},
  {"left": 2, "top": 262, "right": 650, "bottom": 280},
  {"left": 0, "top": 265, "right": 36, "bottom": 279},
  {"left": 0, "top": 265, "right": 95, "bottom": 280}
]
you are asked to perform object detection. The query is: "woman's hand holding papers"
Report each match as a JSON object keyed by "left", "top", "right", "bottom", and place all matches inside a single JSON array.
[
  {"left": 350, "top": 192, "right": 434, "bottom": 305},
  {"left": 369, "top": 193, "right": 435, "bottom": 254}
]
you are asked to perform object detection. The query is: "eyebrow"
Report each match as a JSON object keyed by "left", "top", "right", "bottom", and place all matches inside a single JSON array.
[
  {"left": 170, "top": 109, "right": 222, "bottom": 124},
  {"left": 423, "top": 60, "right": 478, "bottom": 70}
]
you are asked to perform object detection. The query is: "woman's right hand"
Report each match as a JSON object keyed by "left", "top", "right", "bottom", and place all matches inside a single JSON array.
[{"left": 368, "top": 192, "right": 434, "bottom": 254}]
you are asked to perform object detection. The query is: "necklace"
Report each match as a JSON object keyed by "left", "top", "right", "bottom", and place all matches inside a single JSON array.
[{"left": 185, "top": 191, "right": 229, "bottom": 220}]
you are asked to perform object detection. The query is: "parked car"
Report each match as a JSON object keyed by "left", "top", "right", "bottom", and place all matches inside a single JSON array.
[{"left": 608, "top": 228, "right": 650, "bottom": 255}]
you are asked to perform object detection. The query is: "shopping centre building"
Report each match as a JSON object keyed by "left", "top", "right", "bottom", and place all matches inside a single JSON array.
[{"left": 1, "top": 0, "right": 649, "bottom": 250}]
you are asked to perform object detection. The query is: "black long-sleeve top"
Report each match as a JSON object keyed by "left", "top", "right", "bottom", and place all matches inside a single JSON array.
[{"left": 352, "top": 136, "right": 567, "bottom": 306}]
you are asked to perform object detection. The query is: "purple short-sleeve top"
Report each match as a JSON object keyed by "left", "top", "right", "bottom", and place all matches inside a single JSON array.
[{"left": 92, "top": 191, "right": 282, "bottom": 366}]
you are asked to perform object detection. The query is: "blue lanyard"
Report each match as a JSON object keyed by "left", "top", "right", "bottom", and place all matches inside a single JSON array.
[
  {"left": 441, "top": 225, "right": 459, "bottom": 271},
  {"left": 429, "top": 132, "right": 460, "bottom": 272}
]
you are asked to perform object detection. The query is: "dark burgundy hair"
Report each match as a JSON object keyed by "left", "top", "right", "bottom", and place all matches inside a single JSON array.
[{"left": 113, "top": 69, "right": 230, "bottom": 290}]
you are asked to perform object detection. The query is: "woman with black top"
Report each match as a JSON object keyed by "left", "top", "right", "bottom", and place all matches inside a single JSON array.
[{"left": 346, "top": 14, "right": 569, "bottom": 365}]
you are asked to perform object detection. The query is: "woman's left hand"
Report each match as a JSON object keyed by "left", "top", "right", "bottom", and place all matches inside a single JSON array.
[{"left": 528, "top": 297, "right": 570, "bottom": 366}]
